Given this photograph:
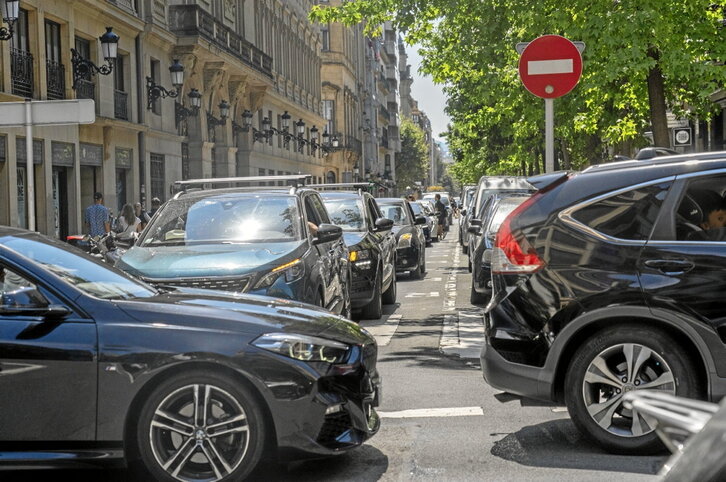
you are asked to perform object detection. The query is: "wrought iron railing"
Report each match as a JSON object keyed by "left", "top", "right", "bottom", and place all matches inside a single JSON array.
[
  {"left": 75, "top": 78, "right": 95, "bottom": 100},
  {"left": 11, "top": 48, "right": 34, "bottom": 98},
  {"left": 114, "top": 90, "right": 129, "bottom": 120},
  {"left": 46, "top": 60, "right": 66, "bottom": 100},
  {"left": 169, "top": 5, "right": 273, "bottom": 78}
]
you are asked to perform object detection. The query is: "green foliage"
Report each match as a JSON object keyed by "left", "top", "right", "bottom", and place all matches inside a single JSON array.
[
  {"left": 309, "top": 0, "right": 726, "bottom": 182},
  {"left": 396, "top": 118, "right": 429, "bottom": 189}
]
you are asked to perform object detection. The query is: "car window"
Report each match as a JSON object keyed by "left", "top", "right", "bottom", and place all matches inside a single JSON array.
[
  {"left": 323, "top": 198, "right": 366, "bottom": 231},
  {"left": 379, "top": 203, "right": 409, "bottom": 226},
  {"left": 409, "top": 202, "right": 423, "bottom": 216},
  {"left": 673, "top": 175, "right": 726, "bottom": 241},
  {"left": 141, "top": 194, "right": 303, "bottom": 245},
  {"left": 0, "top": 266, "right": 35, "bottom": 298},
  {"left": 1, "top": 237, "right": 157, "bottom": 300},
  {"left": 485, "top": 197, "right": 530, "bottom": 235},
  {"left": 570, "top": 182, "right": 672, "bottom": 241},
  {"left": 309, "top": 194, "right": 331, "bottom": 224}
]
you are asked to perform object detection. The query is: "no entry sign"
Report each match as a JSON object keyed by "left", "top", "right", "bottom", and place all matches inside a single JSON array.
[{"left": 518, "top": 35, "right": 582, "bottom": 99}]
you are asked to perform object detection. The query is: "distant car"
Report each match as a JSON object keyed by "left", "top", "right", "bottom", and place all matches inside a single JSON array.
[
  {"left": 410, "top": 200, "right": 434, "bottom": 244},
  {"left": 0, "top": 226, "right": 380, "bottom": 481},
  {"left": 466, "top": 177, "right": 535, "bottom": 272},
  {"left": 458, "top": 185, "right": 477, "bottom": 253},
  {"left": 319, "top": 187, "right": 397, "bottom": 319},
  {"left": 116, "top": 176, "right": 352, "bottom": 318},
  {"left": 377, "top": 198, "right": 427, "bottom": 279},
  {"left": 469, "top": 194, "right": 531, "bottom": 304}
]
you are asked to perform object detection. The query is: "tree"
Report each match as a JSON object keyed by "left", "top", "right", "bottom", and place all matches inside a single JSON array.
[
  {"left": 310, "top": 1, "right": 726, "bottom": 181},
  {"left": 395, "top": 118, "right": 429, "bottom": 190}
]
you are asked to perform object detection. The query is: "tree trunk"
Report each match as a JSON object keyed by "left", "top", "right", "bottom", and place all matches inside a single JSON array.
[
  {"left": 560, "top": 139, "right": 571, "bottom": 170},
  {"left": 647, "top": 48, "right": 670, "bottom": 147}
]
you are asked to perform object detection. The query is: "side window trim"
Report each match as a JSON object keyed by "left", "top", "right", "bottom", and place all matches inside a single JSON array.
[{"left": 558, "top": 176, "right": 676, "bottom": 246}]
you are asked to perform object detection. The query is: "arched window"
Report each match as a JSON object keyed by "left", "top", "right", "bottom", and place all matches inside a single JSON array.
[{"left": 326, "top": 171, "right": 336, "bottom": 183}]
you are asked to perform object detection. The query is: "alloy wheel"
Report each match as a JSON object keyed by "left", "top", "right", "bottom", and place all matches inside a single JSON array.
[
  {"left": 582, "top": 343, "right": 675, "bottom": 438},
  {"left": 148, "top": 383, "right": 250, "bottom": 482}
]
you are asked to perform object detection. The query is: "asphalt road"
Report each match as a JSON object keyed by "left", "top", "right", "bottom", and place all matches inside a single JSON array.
[{"left": 3, "top": 221, "right": 668, "bottom": 481}]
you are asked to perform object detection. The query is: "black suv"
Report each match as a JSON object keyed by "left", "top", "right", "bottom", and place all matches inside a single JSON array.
[
  {"left": 377, "top": 198, "right": 428, "bottom": 279},
  {"left": 482, "top": 152, "right": 726, "bottom": 454},
  {"left": 117, "top": 176, "right": 352, "bottom": 317},
  {"left": 317, "top": 186, "right": 397, "bottom": 320}
]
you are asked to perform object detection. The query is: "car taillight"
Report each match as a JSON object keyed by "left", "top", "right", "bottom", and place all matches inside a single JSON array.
[{"left": 491, "top": 174, "right": 569, "bottom": 274}]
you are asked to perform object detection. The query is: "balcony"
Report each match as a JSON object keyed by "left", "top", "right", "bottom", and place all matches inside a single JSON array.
[
  {"left": 11, "top": 48, "right": 34, "bottom": 98},
  {"left": 107, "top": 0, "right": 139, "bottom": 16},
  {"left": 384, "top": 40, "right": 396, "bottom": 58},
  {"left": 46, "top": 60, "right": 66, "bottom": 100},
  {"left": 170, "top": 5, "right": 273, "bottom": 78},
  {"left": 114, "top": 90, "right": 129, "bottom": 120},
  {"left": 378, "top": 105, "right": 390, "bottom": 122},
  {"left": 75, "top": 78, "right": 95, "bottom": 101},
  {"left": 347, "top": 137, "right": 362, "bottom": 155}
]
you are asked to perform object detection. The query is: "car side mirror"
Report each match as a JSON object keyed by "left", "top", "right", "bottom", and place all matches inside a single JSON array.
[
  {"left": 313, "top": 223, "right": 343, "bottom": 244},
  {"left": 0, "top": 287, "right": 70, "bottom": 319},
  {"left": 460, "top": 209, "right": 467, "bottom": 216},
  {"left": 375, "top": 217, "right": 394, "bottom": 231},
  {"left": 470, "top": 219, "right": 482, "bottom": 227},
  {"left": 414, "top": 216, "right": 427, "bottom": 226},
  {"left": 468, "top": 226, "right": 481, "bottom": 235}
]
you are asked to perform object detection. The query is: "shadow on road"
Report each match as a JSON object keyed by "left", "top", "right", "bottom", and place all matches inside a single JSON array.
[{"left": 490, "top": 419, "right": 666, "bottom": 475}]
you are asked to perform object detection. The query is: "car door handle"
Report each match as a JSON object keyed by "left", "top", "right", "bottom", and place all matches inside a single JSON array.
[{"left": 643, "top": 259, "right": 695, "bottom": 274}]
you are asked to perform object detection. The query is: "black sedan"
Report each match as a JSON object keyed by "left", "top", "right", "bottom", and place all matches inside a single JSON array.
[
  {"left": 0, "top": 227, "right": 380, "bottom": 481},
  {"left": 320, "top": 190, "right": 397, "bottom": 320},
  {"left": 377, "top": 198, "right": 428, "bottom": 279}
]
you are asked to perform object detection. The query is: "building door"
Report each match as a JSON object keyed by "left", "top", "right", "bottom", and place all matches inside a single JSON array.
[
  {"left": 116, "top": 168, "right": 127, "bottom": 213},
  {"left": 52, "top": 167, "right": 68, "bottom": 239}
]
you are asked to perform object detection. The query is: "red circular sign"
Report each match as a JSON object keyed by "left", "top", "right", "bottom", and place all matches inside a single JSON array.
[{"left": 518, "top": 35, "right": 582, "bottom": 99}]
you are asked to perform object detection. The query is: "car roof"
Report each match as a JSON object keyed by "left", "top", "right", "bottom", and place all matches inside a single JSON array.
[
  {"left": 476, "top": 176, "right": 532, "bottom": 189},
  {"left": 583, "top": 151, "right": 726, "bottom": 175},
  {"left": 319, "top": 191, "right": 367, "bottom": 199},
  {"left": 0, "top": 226, "right": 37, "bottom": 238},
  {"left": 172, "top": 187, "right": 307, "bottom": 201}
]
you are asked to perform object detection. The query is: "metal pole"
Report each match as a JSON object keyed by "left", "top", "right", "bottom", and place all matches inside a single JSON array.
[
  {"left": 25, "top": 99, "right": 35, "bottom": 231},
  {"left": 545, "top": 98, "right": 554, "bottom": 173}
]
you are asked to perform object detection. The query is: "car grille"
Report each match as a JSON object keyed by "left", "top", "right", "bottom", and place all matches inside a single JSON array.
[
  {"left": 148, "top": 276, "right": 251, "bottom": 293},
  {"left": 352, "top": 279, "right": 370, "bottom": 293},
  {"left": 317, "top": 411, "right": 353, "bottom": 448}
]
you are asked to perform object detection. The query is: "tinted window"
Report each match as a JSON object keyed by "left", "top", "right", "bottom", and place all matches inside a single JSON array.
[
  {"left": 323, "top": 198, "right": 365, "bottom": 231},
  {"left": 673, "top": 175, "right": 726, "bottom": 241},
  {"left": 571, "top": 183, "right": 671, "bottom": 240},
  {"left": 141, "top": 194, "right": 302, "bottom": 245},
  {"left": 379, "top": 203, "right": 409, "bottom": 226},
  {"left": 2, "top": 236, "right": 156, "bottom": 300}
]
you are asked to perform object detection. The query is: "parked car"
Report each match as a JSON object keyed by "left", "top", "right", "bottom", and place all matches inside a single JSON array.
[
  {"left": 458, "top": 185, "right": 477, "bottom": 254},
  {"left": 377, "top": 198, "right": 428, "bottom": 279},
  {"left": 116, "top": 176, "right": 352, "bottom": 318},
  {"left": 411, "top": 200, "right": 435, "bottom": 244},
  {"left": 318, "top": 186, "right": 397, "bottom": 319},
  {"left": 482, "top": 151, "right": 726, "bottom": 454},
  {"left": 0, "top": 226, "right": 380, "bottom": 481},
  {"left": 469, "top": 193, "right": 531, "bottom": 304},
  {"left": 466, "top": 176, "right": 535, "bottom": 271},
  {"left": 422, "top": 192, "right": 453, "bottom": 226}
]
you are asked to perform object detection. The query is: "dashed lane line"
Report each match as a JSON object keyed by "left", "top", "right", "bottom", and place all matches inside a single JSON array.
[{"left": 378, "top": 406, "right": 485, "bottom": 418}]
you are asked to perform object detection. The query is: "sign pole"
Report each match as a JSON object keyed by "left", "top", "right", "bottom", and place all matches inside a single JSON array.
[
  {"left": 24, "top": 99, "right": 35, "bottom": 231},
  {"left": 545, "top": 98, "right": 554, "bottom": 173}
]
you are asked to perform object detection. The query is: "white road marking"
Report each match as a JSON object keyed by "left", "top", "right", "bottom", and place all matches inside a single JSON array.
[
  {"left": 378, "top": 406, "right": 484, "bottom": 418},
  {"left": 359, "top": 314, "right": 402, "bottom": 346},
  {"left": 528, "top": 59, "right": 573, "bottom": 75},
  {"left": 405, "top": 292, "right": 440, "bottom": 298},
  {"left": 440, "top": 309, "right": 485, "bottom": 359},
  {"left": 430, "top": 277, "right": 442, "bottom": 282}
]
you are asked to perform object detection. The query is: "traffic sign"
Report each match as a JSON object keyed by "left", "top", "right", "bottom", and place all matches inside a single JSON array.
[
  {"left": 673, "top": 127, "right": 692, "bottom": 146},
  {"left": 518, "top": 35, "right": 583, "bottom": 99}
]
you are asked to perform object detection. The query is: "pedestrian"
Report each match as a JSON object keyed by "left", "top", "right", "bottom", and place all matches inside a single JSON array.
[
  {"left": 115, "top": 203, "right": 142, "bottom": 239},
  {"left": 148, "top": 197, "right": 162, "bottom": 218},
  {"left": 134, "top": 202, "right": 151, "bottom": 229},
  {"left": 407, "top": 194, "right": 416, "bottom": 202},
  {"left": 434, "top": 193, "right": 447, "bottom": 240},
  {"left": 85, "top": 192, "right": 111, "bottom": 238}
]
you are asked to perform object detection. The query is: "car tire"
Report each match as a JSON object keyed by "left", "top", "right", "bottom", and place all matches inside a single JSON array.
[
  {"left": 361, "top": 272, "right": 383, "bottom": 319},
  {"left": 470, "top": 277, "right": 488, "bottom": 305},
  {"left": 462, "top": 244, "right": 468, "bottom": 255},
  {"left": 467, "top": 256, "right": 472, "bottom": 273},
  {"left": 382, "top": 267, "right": 397, "bottom": 305},
  {"left": 412, "top": 252, "right": 425, "bottom": 280},
  {"left": 135, "top": 370, "right": 266, "bottom": 482},
  {"left": 564, "top": 325, "right": 702, "bottom": 454}
]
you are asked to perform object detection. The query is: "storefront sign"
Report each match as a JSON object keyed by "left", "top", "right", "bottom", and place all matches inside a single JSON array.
[
  {"left": 16, "top": 138, "right": 43, "bottom": 165},
  {"left": 51, "top": 141, "right": 75, "bottom": 167},
  {"left": 116, "top": 147, "right": 133, "bottom": 169},
  {"left": 80, "top": 143, "right": 103, "bottom": 166}
]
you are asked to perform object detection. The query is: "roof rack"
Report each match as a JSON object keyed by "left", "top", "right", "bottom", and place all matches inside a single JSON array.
[
  {"left": 173, "top": 175, "right": 312, "bottom": 196},
  {"left": 308, "top": 182, "right": 375, "bottom": 195}
]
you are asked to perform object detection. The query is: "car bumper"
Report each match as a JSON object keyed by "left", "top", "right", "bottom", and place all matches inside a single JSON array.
[
  {"left": 349, "top": 263, "right": 377, "bottom": 308},
  {"left": 395, "top": 246, "right": 420, "bottom": 272},
  {"left": 473, "top": 264, "right": 492, "bottom": 293}
]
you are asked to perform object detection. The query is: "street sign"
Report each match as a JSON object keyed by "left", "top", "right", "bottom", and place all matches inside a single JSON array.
[
  {"left": 0, "top": 99, "right": 95, "bottom": 127},
  {"left": 673, "top": 127, "right": 692, "bottom": 146},
  {"left": 518, "top": 35, "right": 583, "bottom": 99}
]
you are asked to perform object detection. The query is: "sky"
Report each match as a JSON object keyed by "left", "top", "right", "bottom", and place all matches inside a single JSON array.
[{"left": 405, "top": 44, "right": 451, "bottom": 143}]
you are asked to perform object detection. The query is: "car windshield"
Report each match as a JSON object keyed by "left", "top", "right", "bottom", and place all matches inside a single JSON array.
[
  {"left": 379, "top": 203, "right": 409, "bottom": 226},
  {"left": 486, "top": 197, "right": 531, "bottom": 235},
  {"left": 2, "top": 236, "right": 157, "bottom": 300},
  {"left": 140, "top": 195, "right": 302, "bottom": 246},
  {"left": 323, "top": 198, "right": 366, "bottom": 231},
  {"left": 409, "top": 202, "right": 423, "bottom": 216}
]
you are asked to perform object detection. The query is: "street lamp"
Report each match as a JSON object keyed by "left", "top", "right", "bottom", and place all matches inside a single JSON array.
[
  {"left": 146, "top": 59, "right": 185, "bottom": 110},
  {"left": 71, "top": 27, "right": 119, "bottom": 89},
  {"left": 310, "top": 125, "right": 320, "bottom": 154},
  {"left": 295, "top": 118, "right": 306, "bottom": 152},
  {"left": 207, "top": 100, "right": 230, "bottom": 128},
  {"left": 175, "top": 88, "right": 202, "bottom": 125},
  {"left": 0, "top": 0, "right": 19, "bottom": 41}
]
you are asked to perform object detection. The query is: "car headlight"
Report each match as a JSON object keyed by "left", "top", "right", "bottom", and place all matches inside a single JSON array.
[
  {"left": 252, "top": 333, "right": 350, "bottom": 363},
  {"left": 253, "top": 258, "right": 304, "bottom": 290},
  {"left": 397, "top": 232, "right": 413, "bottom": 248},
  {"left": 349, "top": 249, "right": 373, "bottom": 268}
]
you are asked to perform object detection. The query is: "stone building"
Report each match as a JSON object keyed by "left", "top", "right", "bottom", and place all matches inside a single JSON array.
[{"left": 0, "top": 0, "right": 326, "bottom": 238}]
